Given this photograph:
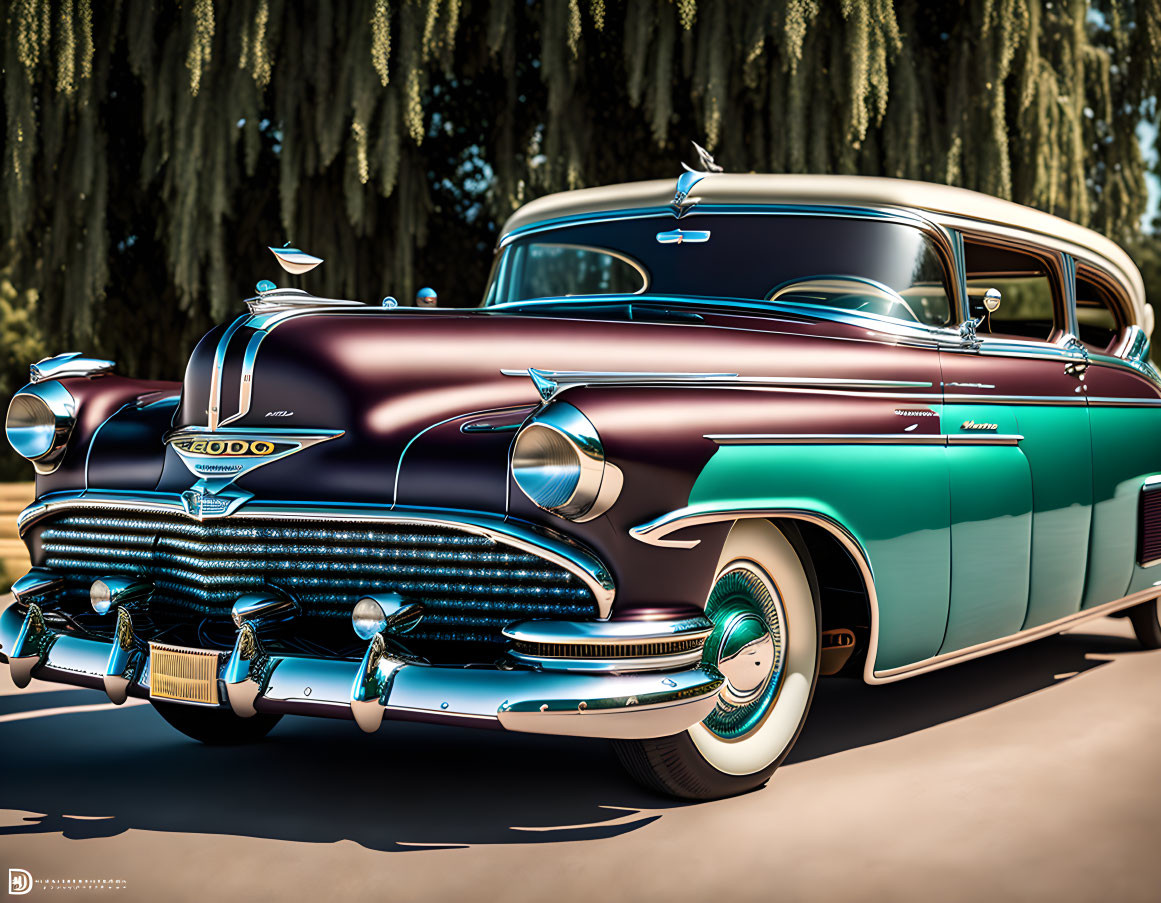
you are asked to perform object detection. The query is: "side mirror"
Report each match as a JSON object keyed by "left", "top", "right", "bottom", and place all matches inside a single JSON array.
[{"left": 967, "top": 286, "right": 1002, "bottom": 322}]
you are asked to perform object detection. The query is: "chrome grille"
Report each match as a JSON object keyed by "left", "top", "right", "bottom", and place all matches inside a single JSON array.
[{"left": 39, "top": 510, "right": 598, "bottom": 644}]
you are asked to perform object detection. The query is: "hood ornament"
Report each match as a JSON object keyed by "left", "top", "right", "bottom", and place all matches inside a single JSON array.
[
  {"left": 671, "top": 140, "right": 723, "bottom": 219},
  {"left": 269, "top": 244, "right": 324, "bottom": 275}
]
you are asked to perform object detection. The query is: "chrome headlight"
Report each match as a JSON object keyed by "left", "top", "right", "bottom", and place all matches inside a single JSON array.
[
  {"left": 511, "top": 403, "right": 622, "bottom": 521},
  {"left": 5, "top": 381, "right": 76, "bottom": 473}
]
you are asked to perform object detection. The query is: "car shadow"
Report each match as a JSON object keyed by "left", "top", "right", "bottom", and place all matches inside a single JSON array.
[
  {"left": 0, "top": 627, "right": 1144, "bottom": 850},
  {"left": 788, "top": 627, "right": 1142, "bottom": 763}
]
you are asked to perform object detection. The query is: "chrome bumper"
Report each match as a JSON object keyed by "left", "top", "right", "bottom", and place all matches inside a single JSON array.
[{"left": 0, "top": 601, "right": 723, "bottom": 740}]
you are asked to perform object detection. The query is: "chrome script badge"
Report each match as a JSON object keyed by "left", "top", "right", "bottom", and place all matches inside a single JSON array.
[{"left": 167, "top": 428, "right": 342, "bottom": 494}]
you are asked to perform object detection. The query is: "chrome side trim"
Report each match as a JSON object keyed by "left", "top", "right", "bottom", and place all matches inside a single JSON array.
[
  {"left": 1086, "top": 396, "right": 1161, "bottom": 407},
  {"left": 706, "top": 433, "right": 1023, "bottom": 446},
  {"left": 502, "top": 368, "right": 933, "bottom": 402},
  {"left": 942, "top": 393, "right": 1089, "bottom": 406},
  {"left": 17, "top": 492, "right": 616, "bottom": 618},
  {"left": 871, "top": 589, "right": 1161, "bottom": 683}
]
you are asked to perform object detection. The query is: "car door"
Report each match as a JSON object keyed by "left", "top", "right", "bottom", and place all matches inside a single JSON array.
[
  {"left": 937, "top": 236, "right": 1091, "bottom": 653},
  {"left": 1072, "top": 263, "right": 1161, "bottom": 606}
]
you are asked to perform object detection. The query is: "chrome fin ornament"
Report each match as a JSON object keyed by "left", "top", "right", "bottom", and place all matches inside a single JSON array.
[
  {"left": 671, "top": 140, "right": 723, "bottom": 219},
  {"left": 269, "top": 245, "right": 323, "bottom": 275},
  {"left": 30, "top": 352, "right": 115, "bottom": 384}
]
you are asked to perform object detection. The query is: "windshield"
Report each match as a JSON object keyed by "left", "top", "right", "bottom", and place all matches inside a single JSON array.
[{"left": 481, "top": 214, "right": 952, "bottom": 327}]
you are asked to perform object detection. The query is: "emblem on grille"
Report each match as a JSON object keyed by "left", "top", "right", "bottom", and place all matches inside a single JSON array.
[{"left": 167, "top": 428, "right": 343, "bottom": 497}]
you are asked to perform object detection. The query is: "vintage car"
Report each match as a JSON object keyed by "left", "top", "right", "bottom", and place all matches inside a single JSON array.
[{"left": 4, "top": 160, "right": 1161, "bottom": 800}]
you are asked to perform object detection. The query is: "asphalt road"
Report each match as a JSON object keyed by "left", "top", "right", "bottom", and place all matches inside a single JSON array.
[{"left": 1, "top": 607, "right": 1158, "bottom": 903}]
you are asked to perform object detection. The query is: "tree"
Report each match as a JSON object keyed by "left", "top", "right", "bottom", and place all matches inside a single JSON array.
[{"left": 2, "top": 0, "right": 1160, "bottom": 387}]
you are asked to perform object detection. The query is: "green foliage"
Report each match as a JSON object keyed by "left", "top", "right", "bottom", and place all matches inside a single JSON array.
[
  {"left": 0, "top": 274, "right": 45, "bottom": 480},
  {"left": 1, "top": 0, "right": 1160, "bottom": 384}
]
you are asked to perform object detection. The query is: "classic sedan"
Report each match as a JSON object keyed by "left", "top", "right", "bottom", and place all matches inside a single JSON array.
[{"left": 4, "top": 164, "right": 1160, "bottom": 799}]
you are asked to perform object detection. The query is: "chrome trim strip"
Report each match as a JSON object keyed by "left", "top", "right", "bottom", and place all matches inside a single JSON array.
[
  {"left": 503, "top": 617, "right": 714, "bottom": 647},
  {"left": 942, "top": 393, "right": 1088, "bottom": 406},
  {"left": 217, "top": 330, "right": 266, "bottom": 428},
  {"left": 206, "top": 317, "right": 247, "bottom": 430},
  {"left": 706, "top": 433, "right": 1022, "bottom": 446},
  {"left": 506, "top": 648, "right": 706, "bottom": 673},
  {"left": 1086, "top": 396, "right": 1161, "bottom": 407},
  {"left": 871, "top": 589, "right": 1161, "bottom": 683},
  {"left": 502, "top": 368, "right": 933, "bottom": 402},
  {"left": 17, "top": 491, "right": 616, "bottom": 618}
]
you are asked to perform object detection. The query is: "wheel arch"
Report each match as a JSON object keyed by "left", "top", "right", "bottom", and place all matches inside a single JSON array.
[{"left": 631, "top": 506, "right": 881, "bottom": 683}]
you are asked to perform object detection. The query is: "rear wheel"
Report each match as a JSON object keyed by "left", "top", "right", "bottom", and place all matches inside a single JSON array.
[
  {"left": 1128, "top": 598, "right": 1161, "bottom": 649},
  {"left": 614, "top": 520, "right": 820, "bottom": 800},
  {"left": 152, "top": 700, "right": 282, "bottom": 744}
]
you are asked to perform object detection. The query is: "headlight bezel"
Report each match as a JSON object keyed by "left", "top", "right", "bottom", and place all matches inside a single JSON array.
[
  {"left": 511, "top": 402, "right": 621, "bottom": 521},
  {"left": 5, "top": 381, "right": 77, "bottom": 474}
]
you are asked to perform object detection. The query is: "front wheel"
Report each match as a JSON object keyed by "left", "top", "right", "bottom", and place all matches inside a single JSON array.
[
  {"left": 614, "top": 520, "right": 820, "bottom": 799},
  {"left": 152, "top": 700, "right": 283, "bottom": 744},
  {"left": 1128, "top": 598, "right": 1161, "bottom": 649}
]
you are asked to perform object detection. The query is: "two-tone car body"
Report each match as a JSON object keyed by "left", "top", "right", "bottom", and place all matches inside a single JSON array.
[{"left": 4, "top": 164, "right": 1160, "bottom": 798}]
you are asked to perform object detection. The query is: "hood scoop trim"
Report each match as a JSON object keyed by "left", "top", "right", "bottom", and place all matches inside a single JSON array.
[{"left": 245, "top": 288, "right": 365, "bottom": 315}]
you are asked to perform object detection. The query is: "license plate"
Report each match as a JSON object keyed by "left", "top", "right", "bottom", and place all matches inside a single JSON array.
[{"left": 149, "top": 642, "right": 221, "bottom": 705}]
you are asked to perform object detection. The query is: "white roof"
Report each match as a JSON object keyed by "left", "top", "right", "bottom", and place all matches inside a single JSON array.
[{"left": 502, "top": 174, "right": 1147, "bottom": 328}]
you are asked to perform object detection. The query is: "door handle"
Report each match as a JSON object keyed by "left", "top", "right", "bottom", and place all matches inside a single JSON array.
[{"left": 1063, "top": 336, "right": 1090, "bottom": 378}]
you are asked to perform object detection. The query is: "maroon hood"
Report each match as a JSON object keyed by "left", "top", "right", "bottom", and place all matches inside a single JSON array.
[{"left": 163, "top": 304, "right": 930, "bottom": 508}]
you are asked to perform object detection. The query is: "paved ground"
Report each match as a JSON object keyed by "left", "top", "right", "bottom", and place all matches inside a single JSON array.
[
  {"left": 0, "top": 483, "right": 33, "bottom": 591},
  {"left": 1, "top": 604, "right": 1157, "bottom": 903}
]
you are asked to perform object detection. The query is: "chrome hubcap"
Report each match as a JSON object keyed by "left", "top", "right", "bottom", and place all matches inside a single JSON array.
[
  {"left": 702, "top": 561, "right": 786, "bottom": 740},
  {"left": 715, "top": 611, "right": 776, "bottom": 705}
]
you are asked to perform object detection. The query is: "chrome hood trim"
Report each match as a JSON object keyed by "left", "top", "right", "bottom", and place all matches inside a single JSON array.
[{"left": 17, "top": 491, "right": 616, "bottom": 618}]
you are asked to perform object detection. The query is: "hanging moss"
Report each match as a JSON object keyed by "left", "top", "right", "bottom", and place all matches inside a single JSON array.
[{"left": 2, "top": 0, "right": 1159, "bottom": 373}]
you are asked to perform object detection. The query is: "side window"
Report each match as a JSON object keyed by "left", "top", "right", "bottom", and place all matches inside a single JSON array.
[
  {"left": 1075, "top": 271, "right": 1124, "bottom": 352},
  {"left": 963, "top": 240, "right": 1058, "bottom": 341}
]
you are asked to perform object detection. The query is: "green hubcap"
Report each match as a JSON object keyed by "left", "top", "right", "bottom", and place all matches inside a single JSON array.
[{"left": 702, "top": 562, "right": 786, "bottom": 740}]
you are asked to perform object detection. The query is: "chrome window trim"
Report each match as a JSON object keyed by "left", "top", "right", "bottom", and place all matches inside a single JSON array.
[
  {"left": 486, "top": 293, "right": 968, "bottom": 344},
  {"left": 487, "top": 242, "right": 651, "bottom": 305},
  {"left": 17, "top": 491, "right": 616, "bottom": 619},
  {"left": 491, "top": 203, "right": 964, "bottom": 340}
]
